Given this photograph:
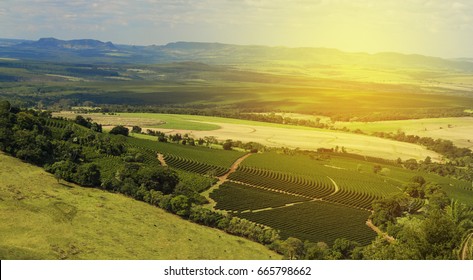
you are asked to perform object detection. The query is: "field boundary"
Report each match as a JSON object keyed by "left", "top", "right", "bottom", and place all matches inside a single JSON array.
[
  {"left": 202, "top": 153, "right": 253, "bottom": 210},
  {"left": 326, "top": 176, "right": 340, "bottom": 196}
]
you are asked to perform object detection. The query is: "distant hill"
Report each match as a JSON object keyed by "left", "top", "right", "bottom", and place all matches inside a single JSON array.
[
  {"left": 1, "top": 37, "right": 473, "bottom": 72},
  {"left": 18, "top": 37, "right": 117, "bottom": 50}
]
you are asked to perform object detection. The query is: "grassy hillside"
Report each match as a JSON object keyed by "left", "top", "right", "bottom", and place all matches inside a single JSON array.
[{"left": 0, "top": 153, "right": 280, "bottom": 260}]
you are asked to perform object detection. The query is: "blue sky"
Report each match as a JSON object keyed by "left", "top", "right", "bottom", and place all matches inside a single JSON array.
[{"left": 1, "top": 0, "right": 473, "bottom": 57}]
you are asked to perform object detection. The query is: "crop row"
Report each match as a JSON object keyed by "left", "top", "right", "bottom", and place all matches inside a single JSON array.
[
  {"left": 92, "top": 156, "right": 124, "bottom": 179},
  {"left": 324, "top": 189, "right": 380, "bottom": 210},
  {"left": 44, "top": 119, "right": 69, "bottom": 129},
  {"left": 238, "top": 166, "right": 332, "bottom": 187},
  {"left": 228, "top": 169, "right": 334, "bottom": 199},
  {"left": 164, "top": 154, "right": 227, "bottom": 177},
  {"left": 237, "top": 201, "right": 376, "bottom": 246},
  {"left": 126, "top": 137, "right": 243, "bottom": 168},
  {"left": 331, "top": 176, "right": 399, "bottom": 197},
  {"left": 211, "top": 181, "right": 310, "bottom": 212}
]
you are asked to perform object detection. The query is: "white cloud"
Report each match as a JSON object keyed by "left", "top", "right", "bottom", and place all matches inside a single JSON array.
[{"left": 0, "top": 0, "right": 473, "bottom": 56}]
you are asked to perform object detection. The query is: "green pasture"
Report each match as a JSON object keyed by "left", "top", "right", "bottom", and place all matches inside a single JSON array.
[{"left": 0, "top": 153, "right": 280, "bottom": 260}]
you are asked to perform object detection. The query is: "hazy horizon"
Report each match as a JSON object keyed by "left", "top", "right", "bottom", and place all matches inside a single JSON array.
[{"left": 1, "top": 0, "right": 473, "bottom": 58}]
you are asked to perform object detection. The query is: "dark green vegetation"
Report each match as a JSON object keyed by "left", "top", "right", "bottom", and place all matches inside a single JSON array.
[
  {"left": 239, "top": 201, "right": 376, "bottom": 246},
  {"left": 211, "top": 181, "right": 311, "bottom": 212}
]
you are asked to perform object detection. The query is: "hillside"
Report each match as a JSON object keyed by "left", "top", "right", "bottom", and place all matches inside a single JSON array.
[{"left": 0, "top": 153, "right": 280, "bottom": 260}]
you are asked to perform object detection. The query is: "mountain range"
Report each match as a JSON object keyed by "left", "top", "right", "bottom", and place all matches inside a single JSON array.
[{"left": 1, "top": 37, "right": 473, "bottom": 72}]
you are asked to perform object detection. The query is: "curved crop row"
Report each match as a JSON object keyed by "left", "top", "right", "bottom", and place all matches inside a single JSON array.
[
  {"left": 229, "top": 170, "right": 335, "bottom": 198},
  {"left": 164, "top": 154, "right": 227, "bottom": 177},
  {"left": 324, "top": 189, "right": 380, "bottom": 210},
  {"left": 126, "top": 137, "right": 243, "bottom": 168},
  {"left": 237, "top": 201, "right": 376, "bottom": 246},
  {"left": 211, "top": 181, "right": 310, "bottom": 212}
]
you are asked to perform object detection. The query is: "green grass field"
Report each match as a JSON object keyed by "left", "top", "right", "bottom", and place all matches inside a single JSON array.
[
  {"left": 0, "top": 153, "right": 280, "bottom": 260},
  {"left": 54, "top": 112, "right": 442, "bottom": 161}
]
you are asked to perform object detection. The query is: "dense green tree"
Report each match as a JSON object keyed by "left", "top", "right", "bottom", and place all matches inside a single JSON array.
[
  {"left": 222, "top": 140, "right": 233, "bottom": 150},
  {"left": 281, "top": 237, "right": 304, "bottom": 260},
  {"left": 330, "top": 238, "right": 361, "bottom": 260},
  {"left": 74, "top": 115, "right": 90, "bottom": 128},
  {"left": 170, "top": 195, "right": 191, "bottom": 216},
  {"left": 371, "top": 195, "right": 406, "bottom": 229},
  {"left": 0, "top": 100, "right": 11, "bottom": 115},
  {"left": 75, "top": 163, "right": 101, "bottom": 187},
  {"left": 136, "top": 166, "right": 179, "bottom": 194},
  {"left": 109, "top": 125, "right": 129, "bottom": 136},
  {"left": 48, "top": 160, "right": 77, "bottom": 182},
  {"left": 131, "top": 125, "right": 142, "bottom": 134},
  {"left": 303, "top": 241, "right": 329, "bottom": 260}
]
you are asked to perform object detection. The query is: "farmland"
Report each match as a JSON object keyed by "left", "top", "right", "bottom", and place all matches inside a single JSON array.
[
  {"left": 331, "top": 117, "right": 473, "bottom": 150},
  {"left": 238, "top": 201, "right": 376, "bottom": 246},
  {"left": 47, "top": 110, "right": 473, "bottom": 248},
  {"left": 54, "top": 112, "right": 442, "bottom": 161},
  {"left": 120, "top": 137, "right": 472, "bottom": 245}
]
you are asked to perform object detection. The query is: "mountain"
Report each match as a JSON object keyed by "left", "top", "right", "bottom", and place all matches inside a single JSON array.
[
  {"left": 1, "top": 37, "right": 473, "bottom": 72},
  {"left": 18, "top": 37, "right": 117, "bottom": 50}
]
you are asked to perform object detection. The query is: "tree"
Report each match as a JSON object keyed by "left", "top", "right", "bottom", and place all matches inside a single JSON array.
[
  {"left": 74, "top": 115, "right": 90, "bottom": 128},
  {"left": 223, "top": 140, "right": 233, "bottom": 150},
  {"left": 281, "top": 237, "right": 304, "bottom": 260},
  {"left": 424, "top": 156, "right": 432, "bottom": 164},
  {"left": 373, "top": 164, "right": 382, "bottom": 174},
  {"left": 371, "top": 195, "right": 405, "bottom": 229},
  {"left": 170, "top": 195, "right": 191, "bottom": 216},
  {"left": 330, "top": 238, "right": 361, "bottom": 259},
  {"left": 109, "top": 125, "right": 129, "bottom": 136},
  {"left": 0, "top": 100, "right": 11, "bottom": 115},
  {"left": 136, "top": 166, "right": 179, "bottom": 194},
  {"left": 75, "top": 163, "right": 101, "bottom": 187},
  {"left": 49, "top": 160, "right": 77, "bottom": 183},
  {"left": 131, "top": 125, "right": 142, "bottom": 134},
  {"left": 303, "top": 241, "right": 329, "bottom": 260},
  {"left": 411, "top": 175, "right": 426, "bottom": 186}
]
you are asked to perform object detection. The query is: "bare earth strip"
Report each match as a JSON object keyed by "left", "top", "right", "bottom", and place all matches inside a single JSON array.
[
  {"left": 156, "top": 153, "right": 167, "bottom": 166},
  {"left": 326, "top": 177, "right": 340, "bottom": 196},
  {"left": 366, "top": 219, "right": 395, "bottom": 243},
  {"left": 202, "top": 153, "right": 253, "bottom": 210}
]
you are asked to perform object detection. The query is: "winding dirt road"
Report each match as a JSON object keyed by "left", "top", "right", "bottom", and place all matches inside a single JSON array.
[
  {"left": 366, "top": 219, "right": 395, "bottom": 243},
  {"left": 201, "top": 153, "right": 253, "bottom": 210},
  {"left": 156, "top": 153, "right": 167, "bottom": 167}
]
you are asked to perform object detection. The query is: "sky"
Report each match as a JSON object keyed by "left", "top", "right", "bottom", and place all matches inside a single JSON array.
[{"left": 1, "top": 0, "right": 473, "bottom": 58}]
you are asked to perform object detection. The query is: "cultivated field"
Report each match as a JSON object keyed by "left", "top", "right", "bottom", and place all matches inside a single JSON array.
[
  {"left": 0, "top": 153, "right": 280, "bottom": 260},
  {"left": 331, "top": 117, "right": 473, "bottom": 150},
  {"left": 54, "top": 112, "right": 442, "bottom": 161}
]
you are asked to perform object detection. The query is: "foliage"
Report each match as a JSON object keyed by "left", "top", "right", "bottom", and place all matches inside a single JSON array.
[{"left": 109, "top": 125, "right": 129, "bottom": 136}]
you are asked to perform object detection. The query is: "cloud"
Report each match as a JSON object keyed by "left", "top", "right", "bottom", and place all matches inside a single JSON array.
[{"left": 1, "top": 0, "right": 473, "bottom": 56}]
